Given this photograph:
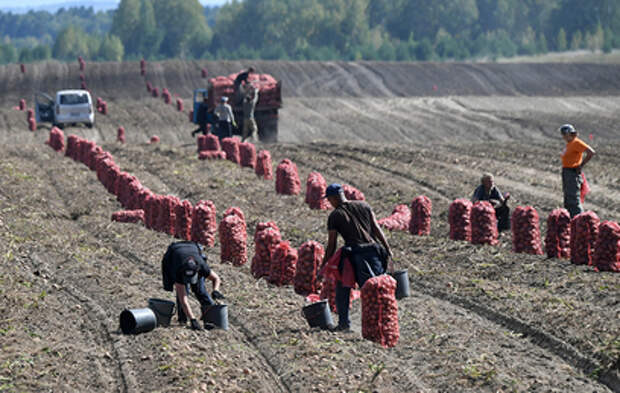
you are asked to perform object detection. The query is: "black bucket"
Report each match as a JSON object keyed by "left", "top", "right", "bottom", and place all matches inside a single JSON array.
[
  {"left": 120, "top": 308, "right": 157, "bottom": 335},
  {"left": 204, "top": 305, "right": 229, "bottom": 330},
  {"left": 302, "top": 300, "right": 333, "bottom": 330},
  {"left": 390, "top": 270, "right": 410, "bottom": 300},
  {"left": 148, "top": 298, "right": 175, "bottom": 327}
]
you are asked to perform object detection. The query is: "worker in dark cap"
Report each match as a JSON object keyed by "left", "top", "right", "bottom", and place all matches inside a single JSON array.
[
  {"left": 559, "top": 124, "right": 596, "bottom": 217},
  {"left": 161, "top": 241, "right": 225, "bottom": 330},
  {"left": 320, "top": 183, "right": 393, "bottom": 332}
]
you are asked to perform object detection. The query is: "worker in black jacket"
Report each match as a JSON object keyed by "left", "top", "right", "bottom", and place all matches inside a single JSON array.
[{"left": 161, "top": 241, "right": 225, "bottom": 330}]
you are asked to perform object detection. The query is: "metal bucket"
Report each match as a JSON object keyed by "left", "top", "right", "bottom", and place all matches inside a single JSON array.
[
  {"left": 390, "top": 269, "right": 410, "bottom": 300},
  {"left": 120, "top": 308, "right": 157, "bottom": 335},
  {"left": 204, "top": 304, "right": 229, "bottom": 330},
  {"left": 302, "top": 300, "right": 333, "bottom": 330},
  {"left": 148, "top": 298, "right": 175, "bottom": 327}
]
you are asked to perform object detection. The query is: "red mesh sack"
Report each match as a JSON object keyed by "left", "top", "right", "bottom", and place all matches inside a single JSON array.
[
  {"left": 545, "top": 208, "right": 571, "bottom": 259},
  {"left": 112, "top": 210, "right": 145, "bottom": 224},
  {"left": 219, "top": 214, "right": 247, "bottom": 266},
  {"left": 28, "top": 118, "right": 37, "bottom": 132},
  {"left": 144, "top": 193, "right": 159, "bottom": 230},
  {"left": 319, "top": 276, "right": 356, "bottom": 313},
  {"left": 191, "top": 200, "right": 217, "bottom": 247},
  {"left": 570, "top": 211, "right": 600, "bottom": 265},
  {"left": 201, "top": 68, "right": 208, "bottom": 78},
  {"left": 379, "top": 204, "right": 411, "bottom": 232},
  {"left": 152, "top": 87, "right": 159, "bottom": 98},
  {"left": 592, "top": 221, "right": 620, "bottom": 272},
  {"left": 150, "top": 135, "right": 160, "bottom": 144},
  {"left": 174, "top": 200, "right": 193, "bottom": 241},
  {"left": 176, "top": 98, "right": 183, "bottom": 112},
  {"left": 221, "top": 137, "right": 240, "bottom": 164},
  {"left": 256, "top": 150, "right": 273, "bottom": 180},
  {"left": 146, "top": 81, "right": 152, "bottom": 93},
  {"left": 117, "top": 127, "right": 125, "bottom": 143},
  {"left": 448, "top": 199, "right": 472, "bottom": 241},
  {"left": 224, "top": 206, "right": 245, "bottom": 223},
  {"left": 66, "top": 135, "right": 79, "bottom": 159},
  {"left": 361, "top": 275, "right": 399, "bottom": 348},
  {"left": 205, "top": 134, "right": 221, "bottom": 151},
  {"left": 239, "top": 142, "right": 257, "bottom": 169},
  {"left": 199, "top": 151, "right": 226, "bottom": 160},
  {"left": 511, "top": 206, "right": 543, "bottom": 255},
  {"left": 26, "top": 108, "right": 34, "bottom": 121},
  {"left": 251, "top": 222, "right": 281, "bottom": 279},
  {"left": 342, "top": 184, "right": 365, "bottom": 201},
  {"left": 409, "top": 196, "right": 432, "bottom": 236},
  {"left": 268, "top": 241, "right": 298, "bottom": 286},
  {"left": 275, "top": 159, "right": 301, "bottom": 195},
  {"left": 197, "top": 135, "right": 208, "bottom": 152},
  {"left": 294, "top": 241, "right": 324, "bottom": 296},
  {"left": 20, "top": 63, "right": 25, "bottom": 73},
  {"left": 19, "top": 99, "right": 26, "bottom": 111},
  {"left": 305, "top": 172, "right": 329, "bottom": 210},
  {"left": 154, "top": 195, "right": 176, "bottom": 235},
  {"left": 471, "top": 201, "right": 499, "bottom": 245},
  {"left": 47, "top": 127, "right": 65, "bottom": 152}
]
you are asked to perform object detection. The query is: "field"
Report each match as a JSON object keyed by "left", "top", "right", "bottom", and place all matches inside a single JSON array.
[{"left": 0, "top": 60, "right": 618, "bottom": 393}]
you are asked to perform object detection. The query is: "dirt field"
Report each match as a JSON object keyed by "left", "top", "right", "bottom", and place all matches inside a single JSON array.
[{"left": 0, "top": 60, "right": 618, "bottom": 393}]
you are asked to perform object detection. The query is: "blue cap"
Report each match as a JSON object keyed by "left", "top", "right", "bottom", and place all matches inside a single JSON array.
[{"left": 324, "top": 183, "right": 343, "bottom": 198}]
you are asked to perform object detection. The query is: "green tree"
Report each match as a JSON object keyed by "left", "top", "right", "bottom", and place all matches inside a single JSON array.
[
  {"left": 111, "top": 0, "right": 140, "bottom": 55},
  {"left": 53, "top": 25, "right": 89, "bottom": 59},
  {"left": 557, "top": 28, "right": 567, "bottom": 51},
  {"left": 136, "top": 0, "right": 162, "bottom": 58},
  {"left": 570, "top": 30, "right": 583, "bottom": 50},
  {"left": 99, "top": 34, "right": 125, "bottom": 61},
  {"left": 151, "top": 0, "right": 212, "bottom": 58}
]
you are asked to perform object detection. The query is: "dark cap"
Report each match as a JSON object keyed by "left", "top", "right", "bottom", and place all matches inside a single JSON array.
[
  {"left": 559, "top": 124, "right": 576, "bottom": 135},
  {"left": 324, "top": 183, "right": 343, "bottom": 198},
  {"left": 181, "top": 258, "right": 198, "bottom": 285}
]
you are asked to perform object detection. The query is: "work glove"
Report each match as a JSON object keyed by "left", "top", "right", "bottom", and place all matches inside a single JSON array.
[
  {"left": 211, "top": 290, "right": 225, "bottom": 300},
  {"left": 190, "top": 318, "right": 203, "bottom": 331}
]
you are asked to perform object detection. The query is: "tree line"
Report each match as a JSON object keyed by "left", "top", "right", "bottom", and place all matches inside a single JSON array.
[{"left": 1, "top": 0, "right": 619, "bottom": 65}]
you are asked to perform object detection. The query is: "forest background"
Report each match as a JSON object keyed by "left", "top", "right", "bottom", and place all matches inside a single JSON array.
[{"left": 1, "top": 0, "right": 619, "bottom": 64}]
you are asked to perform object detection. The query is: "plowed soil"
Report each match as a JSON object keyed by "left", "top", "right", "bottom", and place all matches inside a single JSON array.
[{"left": 0, "top": 60, "right": 618, "bottom": 393}]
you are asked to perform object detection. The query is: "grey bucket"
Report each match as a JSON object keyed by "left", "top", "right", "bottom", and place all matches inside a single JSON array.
[
  {"left": 120, "top": 308, "right": 157, "bottom": 335},
  {"left": 302, "top": 300, "right": 333, "bottom": 330},
  {"left": 390, "top": 270, "right": 410, "bottom": 300},
  {"left": 204, "top": 304, "right": 229, "bottom": 330},
  {"left": 148, "top": 298, "right": 175, "bottom": 327}
]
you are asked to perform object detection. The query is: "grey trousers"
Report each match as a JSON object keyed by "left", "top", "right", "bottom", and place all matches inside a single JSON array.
[{"left": 562, "top": 167, "right": 583, "bottom": 218}]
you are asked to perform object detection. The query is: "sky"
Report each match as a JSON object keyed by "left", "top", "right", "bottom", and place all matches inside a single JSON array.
[{"left": 0, "top": 0, "right": 228, "bottom": 13}]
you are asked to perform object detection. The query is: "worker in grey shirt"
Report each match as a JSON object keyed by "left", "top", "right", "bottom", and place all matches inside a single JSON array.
[
  {"left": 214, "top": 96, "right": 236, "bottom": 140},
  {"left": 242, "top": 85, "right": 259, "bottom": 142}
]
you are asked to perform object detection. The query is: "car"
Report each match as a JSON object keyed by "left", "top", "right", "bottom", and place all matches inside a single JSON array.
[{"left": 35, "top": 89, "right": 95, "bottom": 129}]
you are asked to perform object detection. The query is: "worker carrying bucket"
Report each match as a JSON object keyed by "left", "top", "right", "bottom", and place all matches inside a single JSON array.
[
  {"left": 318, "top": 183, "right": 394, "bottom": 332},
  {"left": 161, "top": 241, "right": 225, "bottom": 331}
]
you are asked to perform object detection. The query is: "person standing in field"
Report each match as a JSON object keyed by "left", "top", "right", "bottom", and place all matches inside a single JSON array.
[
  {"left": 320, "top": 183, "right": 393, "bottom": 332},
  {"left": 242, "top": 85, "right": 259, "bottom": 142},
  {"left": 559, "top": 124, "right": 595, "bottom": 217},
  {"left": 214, "top": 96, "right": 236, "bottom": 140}
]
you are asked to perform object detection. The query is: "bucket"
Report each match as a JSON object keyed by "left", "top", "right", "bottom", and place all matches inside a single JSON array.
[
  {"left": 148, "top": 298, "right": 175, "bottom": 327},
  {"left": 302, "top": 300, "right": 333, "bottom": 330},
  {"left": 120, "top": 308, "right": 157, "bottom": 335},
  {"left": 390, "top": 270, "right": 410, "bottom": 300},
  {"left": 203, "top": 304, "right": 229, "bottom": 330}
]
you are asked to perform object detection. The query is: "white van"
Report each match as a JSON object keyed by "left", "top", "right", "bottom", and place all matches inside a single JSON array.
[
  {"left": 36, "top": 89, "right": 95, "bottom": 129},
  {"left": 55, "top": 89, "right": 95, "bottom": 128}
]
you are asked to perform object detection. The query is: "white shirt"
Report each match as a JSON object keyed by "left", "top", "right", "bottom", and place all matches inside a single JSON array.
[{"left": 214, "top": 103, "right": 235, "bottom": 123}]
